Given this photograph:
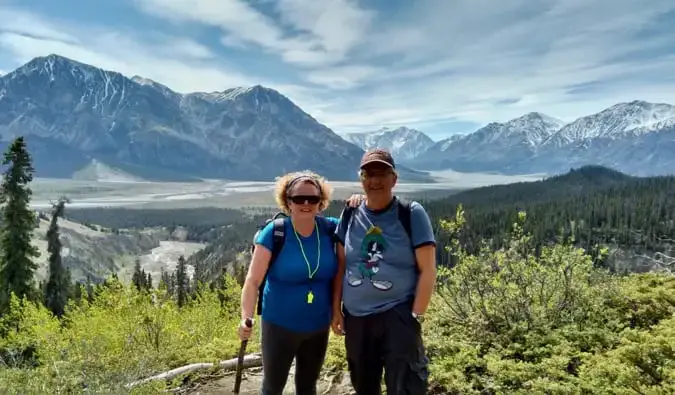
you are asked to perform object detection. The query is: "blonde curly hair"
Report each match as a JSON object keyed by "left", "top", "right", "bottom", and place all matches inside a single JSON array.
[{"left": 274, "top": 170, "right": 333, "bottom": 214}]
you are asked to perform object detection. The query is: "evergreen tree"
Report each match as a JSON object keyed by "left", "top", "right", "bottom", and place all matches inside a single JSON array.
[
  {"left": 44, "top": 197, "right": 71, "bottom": 317},
  {"left": 175, "top": 255, "right": 188, "bottom": 307},
  {"left": 0, "top": 137, "right": 40, "bottom": 314},
  {"left": 131, "top": 258, "right": 144, "bottom": 291},
  {"left": 158, "top": 268, "right": 169, "bottom": 291},
  {"left": 146, "top": 272, "right": 152, "bottom": 290}
]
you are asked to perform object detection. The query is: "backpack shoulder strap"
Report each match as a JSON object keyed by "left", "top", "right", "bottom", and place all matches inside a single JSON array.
[
  {"left": 316, "top": 216, "right": 339, "bottom": 244},
  {"left": 397, "top": 198, "right": 413, "bottom": 242},
  {"left": 270, "top": 217, "right": 286, "bottom": 266},
  {"left": 256, "top": 217, "right": 286, "bottom": 315},
  {"left": 340, "top": 204, "right": 355, "bottom": 231}
]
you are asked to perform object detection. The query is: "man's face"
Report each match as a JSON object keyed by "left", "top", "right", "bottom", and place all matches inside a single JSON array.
[{"left": 360, "top": 163, "right": 397, "bottom": 197}]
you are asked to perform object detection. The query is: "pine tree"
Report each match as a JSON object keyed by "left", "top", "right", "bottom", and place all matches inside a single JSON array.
[
  {"left": 44, "top": 197, "right": 71, "bottom": 317},
  {"left": 175, "top": 255, "right": 188, "bottom": 307},
  {"left": 146, "top": 272, "right": 152, "bottom": 290},
  {"left": 131, "top": 258, "right": 144, "bottom": 291},
  {"left": 0, "top": 137, "right": 40, "bottom": 314}
]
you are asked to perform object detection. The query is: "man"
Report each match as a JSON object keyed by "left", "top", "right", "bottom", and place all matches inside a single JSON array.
[{"left": 331, "top": 148, "right": 437, "bottom": 395}]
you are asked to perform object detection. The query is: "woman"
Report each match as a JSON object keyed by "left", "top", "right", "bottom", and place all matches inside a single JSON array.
[{"left": 239, "top": 170, "right": 360, "bottom": 395}]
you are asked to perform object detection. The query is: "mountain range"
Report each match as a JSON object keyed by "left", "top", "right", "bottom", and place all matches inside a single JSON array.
[
  {"left": 404, "top": 101, "right": 675, "bottom": 176},
  {"left": 1, "top": 54, "right": 674, "bottom": 181},
  {"left": 0, "top": 54, "right": 430, "bottom": 182}
]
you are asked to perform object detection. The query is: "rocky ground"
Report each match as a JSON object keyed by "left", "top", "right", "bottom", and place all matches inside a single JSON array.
[{"left": 184, "top": 366, "right": 354, "bottom": 395}]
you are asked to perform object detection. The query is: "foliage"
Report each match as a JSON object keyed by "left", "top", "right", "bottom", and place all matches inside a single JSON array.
[
  {"left": 0, "top": 137, "right": 40, "bottom": 315},
  {"left": 424, "top": 206, "right": 675, "bottom": 394},
  {"left": 1, "top": 206, "right": 673, "bottom": 393},
  {"left": 425, "top": 166, "right": 675, "bottom": 272},
  {"left": 0, "top": 276, "right": 249, "bottom": 394},
  {"left": 44, "top": 197, "right": 71, "bottom": 317}
]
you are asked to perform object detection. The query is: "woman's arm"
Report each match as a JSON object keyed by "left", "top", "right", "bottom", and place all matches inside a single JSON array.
[{"left": 240, "top": 243, "right": 272, "bottom": 321}]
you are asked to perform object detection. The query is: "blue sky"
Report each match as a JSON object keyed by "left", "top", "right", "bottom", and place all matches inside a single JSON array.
[{"left": 1, "top": 0, "right": 675, "bottom": 140}]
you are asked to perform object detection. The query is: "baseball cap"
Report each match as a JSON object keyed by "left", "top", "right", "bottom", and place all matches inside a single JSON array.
[{"left": 360, "top": 148, "right": 396, "bottom": 169}]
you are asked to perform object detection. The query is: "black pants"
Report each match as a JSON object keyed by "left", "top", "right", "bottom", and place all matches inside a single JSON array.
[
  {"left": 343, "top": 300, "right": 429, "bottom": 395},
  {"left": 260, "top": 320, "right": 330, "bottom": 395}
]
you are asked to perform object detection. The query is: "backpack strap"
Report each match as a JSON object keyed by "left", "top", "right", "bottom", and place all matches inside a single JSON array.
[
  {"left": 256, "top": 217, "right": 286, "bottom": 315},
  {"left": 397, "top": 198, "right": 413, "bottom": 243},
  {"left": 316, "top": 216, "right": 339, "bottom": 245},
  {"left": 339, "top": 204, "right": 355, "bottom": 241}
]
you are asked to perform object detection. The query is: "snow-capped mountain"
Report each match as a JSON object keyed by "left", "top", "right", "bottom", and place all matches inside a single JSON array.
[
  {"left": 411, "top": 112, "right": 566, "bottom": 172},
  {"left": 409, "top": 102, "right": 675, "bottom": 177},
  {"left": 0, "top": 54, "right": 431, "bottom": 182},
  {"left": 343, "top": 126, "right": 434, "bottom": 161},
  {"left": 530, "top": 101, "right": 675, "bottom": 176},
  {"left": 544, "top": 101, "right": 675, "bottom": 147}
]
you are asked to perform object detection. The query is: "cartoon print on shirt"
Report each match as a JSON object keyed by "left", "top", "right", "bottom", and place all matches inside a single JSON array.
[{"left": 346, "top": 225, "right": 393, "bottom": 291}]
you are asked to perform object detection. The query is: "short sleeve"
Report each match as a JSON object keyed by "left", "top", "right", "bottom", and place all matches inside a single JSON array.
[
  {"left": 254, "top": 220, "right": 275, "bottom": 251},
  {"left": 410, "top": 201, "right": 435, "bottom": 249}
]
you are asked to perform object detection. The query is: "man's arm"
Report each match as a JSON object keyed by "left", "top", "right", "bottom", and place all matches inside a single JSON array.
[
  {"left": 409, "top": 202, "right": 437, "bottom": 316},
  {"left": 332, "top": 243, "right": 346, "bottom": 315}
]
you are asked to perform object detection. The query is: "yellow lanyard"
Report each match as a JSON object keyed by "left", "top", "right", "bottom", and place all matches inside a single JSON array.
[{"left": 292, "top": 221, "right": 321, "bottom": 279}]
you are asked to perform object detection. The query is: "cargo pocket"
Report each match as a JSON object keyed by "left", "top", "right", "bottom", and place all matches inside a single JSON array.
[{"left": 406, "top": 347, "right": 430, "bottom": 395}]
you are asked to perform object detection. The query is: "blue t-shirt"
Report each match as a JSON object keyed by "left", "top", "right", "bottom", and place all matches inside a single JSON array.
[
  {"left": 256, "top": 216, "right": 339, "bottom": 332},
  {"left": 335, "top": 198, "right": 436, "bottom": 316}
]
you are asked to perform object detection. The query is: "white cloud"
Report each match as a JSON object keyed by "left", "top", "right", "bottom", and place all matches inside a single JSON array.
[
  {"left": 0, "top": 6, "right": 311, "bottom": 100},
  {"left": 2, "top": 0, "right": 675, "bottom": 138},
  {"left": 134, "top": 0, "right": 374, "bottom": 67},
  {"left": 303, "top": 0, "right": 675, "bottom": 132}
]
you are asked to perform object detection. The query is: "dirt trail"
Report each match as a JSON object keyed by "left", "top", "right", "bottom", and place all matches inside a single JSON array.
[{"left": 185, "top": 367, "right": 354, "bottom": 395}]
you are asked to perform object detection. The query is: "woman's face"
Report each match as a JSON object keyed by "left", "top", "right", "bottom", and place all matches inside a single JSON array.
[{"left": 288, "top": 181, "right": 322, "bottom": 218}]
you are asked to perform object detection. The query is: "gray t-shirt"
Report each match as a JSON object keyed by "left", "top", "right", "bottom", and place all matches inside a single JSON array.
[{"left": 335, "top": 198, "right": 436, "bottom": 316}]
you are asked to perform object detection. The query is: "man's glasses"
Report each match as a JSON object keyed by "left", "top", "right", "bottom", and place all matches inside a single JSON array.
[
  {"left": 359, "top": 169, "right": 394, "bottom": 179},
  {"left": 289, "top": 195, "right": 321, "bottom": 205}
]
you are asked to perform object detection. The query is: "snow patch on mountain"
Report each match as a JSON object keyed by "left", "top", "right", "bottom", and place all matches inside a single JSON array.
[
  {"left": 343, "top": 126, "right": 435, "bottom": 161},
  {"left": 71, "top": 159, "right": 147, "bottom": 183},
  {"left": 544, "top": 101, "right": 675, "bottom": 147}
]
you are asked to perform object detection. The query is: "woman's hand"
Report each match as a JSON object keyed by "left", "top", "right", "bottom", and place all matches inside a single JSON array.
[
  {"left": 331, "top": 310, "right": 345, "bottom": 336},
  {"left": 238, "top": 318, "right": 254, "bottom": 341},
  {"left": 346, "top": 194, "right": 365, "bottom": 208}
]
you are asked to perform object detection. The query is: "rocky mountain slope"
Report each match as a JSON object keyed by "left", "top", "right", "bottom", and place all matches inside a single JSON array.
[
  {"left": 412, "top": 101, "right": 675, "bottom": 176},
  {"left": 0, "top": 54, "right": 431, "bottom": 182},
  {"left": 343, "top": 126, "right": 435, "bottom": 161},
  {"left": 31, "top": 214, "right": 204, "bottom": 283},
  {"left": 413, "top": 112, "right": 565, "bottom": 173}
]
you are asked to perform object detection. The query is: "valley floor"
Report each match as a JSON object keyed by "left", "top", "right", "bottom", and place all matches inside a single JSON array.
[{"left": 28, "top": 171, "right": 545, "bottom": 210}]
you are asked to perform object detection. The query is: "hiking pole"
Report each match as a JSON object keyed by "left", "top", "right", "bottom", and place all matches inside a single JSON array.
[{"left": 234, "top": 318, "right": 253, "bottom": 394}]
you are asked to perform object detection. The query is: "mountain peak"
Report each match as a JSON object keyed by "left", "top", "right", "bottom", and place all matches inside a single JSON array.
[
  {"left": 343, "top": 126, "right": 434, "bottom": 161},
  {"left": 545, "top": 100, "right": 675, "bottom": 146},
  {"left": 509, "top": 112, "right": 565, "bottom": 128}
]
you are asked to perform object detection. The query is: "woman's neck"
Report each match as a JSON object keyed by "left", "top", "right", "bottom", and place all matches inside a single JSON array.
[{"left": 291, "top": 216, "right": 315, "bottom": 237}]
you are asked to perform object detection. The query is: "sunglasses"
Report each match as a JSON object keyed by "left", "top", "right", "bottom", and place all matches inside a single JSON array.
[{"left": 289, "top": 195, "right": 321, "bottom": 205}]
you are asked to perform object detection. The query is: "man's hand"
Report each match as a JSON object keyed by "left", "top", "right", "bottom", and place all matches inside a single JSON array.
[{"left": 346, "top": 194, "right": 365, "bottom": 208}]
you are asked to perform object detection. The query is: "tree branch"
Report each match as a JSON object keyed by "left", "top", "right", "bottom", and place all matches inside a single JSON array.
[{"left": 125, "top": 352, "right": 263, "bottom": 389}]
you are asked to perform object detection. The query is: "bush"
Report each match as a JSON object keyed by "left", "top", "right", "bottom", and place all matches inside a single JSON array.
[
  {"left": 0, "top": 206, "right": 673, "bottom": 393},
  {"left": 424, "top": 205, "right": 675, "bottom": 393}
]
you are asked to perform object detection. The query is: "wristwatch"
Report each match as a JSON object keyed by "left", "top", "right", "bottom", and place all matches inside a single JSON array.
[{"left": 412, "top": 312, "right": 424, "bottom": 323}]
